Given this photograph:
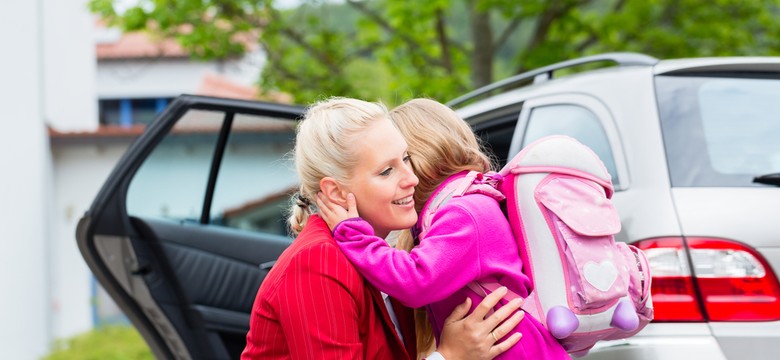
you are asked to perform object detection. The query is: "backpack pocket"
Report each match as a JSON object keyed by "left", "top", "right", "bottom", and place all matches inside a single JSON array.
[
  {"left": 618, "top": 243, "right": 653, "bottom": 312},
  {"left": 537, "top": 175, "right": 627, "bottom": 312}
]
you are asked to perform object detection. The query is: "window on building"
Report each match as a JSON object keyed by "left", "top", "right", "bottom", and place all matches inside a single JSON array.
[{"left": 99, "top": 97, "right": 173, "bottom": 126}]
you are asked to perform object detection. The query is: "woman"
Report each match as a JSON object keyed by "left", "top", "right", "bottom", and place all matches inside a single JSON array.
[
  {"left": 241, "top": 98, "right": 523, "bottom": 360},
  {"left": 317, "top": 98, "right": 571, "bottom": 359}
]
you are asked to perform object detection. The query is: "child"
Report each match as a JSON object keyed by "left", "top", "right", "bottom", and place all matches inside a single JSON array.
[{"left": 317, "top": 98, "right": 570, "bottom": 359}]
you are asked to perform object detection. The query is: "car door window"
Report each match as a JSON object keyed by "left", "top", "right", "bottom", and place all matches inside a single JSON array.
[
  {"left": 126, "top": 109, "right": 223, "bottom": 222},
  {"left": 208, "top": 113, "right": 297, "bottom": 236},
  {"left": 126, "top": 109, "right": 298, "bottom": 237},
  {"left": 474, "top": 115, "right": 520, "bottom": 166},
  {"left": 522, "top": 104, "right": 620, "bottom": 187}
]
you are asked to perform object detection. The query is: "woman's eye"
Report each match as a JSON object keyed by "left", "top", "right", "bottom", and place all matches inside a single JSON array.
[
  {"left": 379, "top": 168, "right": 392, "bottom": 176},
  {"left": 403, "top": 154, "right": 412, "bottom": 163}
]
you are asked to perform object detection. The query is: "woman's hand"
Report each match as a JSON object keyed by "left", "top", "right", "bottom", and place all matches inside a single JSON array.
[
  {"left": 436, "top": 287, "right": 525, "bottom": 360},
  {"left": 316, "top": 192, "right": 360, "bottom": 231}
]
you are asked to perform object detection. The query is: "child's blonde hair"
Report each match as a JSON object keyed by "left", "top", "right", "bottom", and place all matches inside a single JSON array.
[
  {"left": 389, "top": 98, "right": 494, "bottom": 355},
  {"left": 288, "top": 97, "right": 389, "bottom": 235},
  {"left": 391, "top": 98, "right": 493, "bottom": 215}
]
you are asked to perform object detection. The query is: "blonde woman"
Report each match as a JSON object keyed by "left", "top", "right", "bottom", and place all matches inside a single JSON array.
[
  {"left": 242, "top": 98, "right": 523, "bottom": 360},
  {"left": 318, "top": 99, "right": 570, "bottom": 359}
]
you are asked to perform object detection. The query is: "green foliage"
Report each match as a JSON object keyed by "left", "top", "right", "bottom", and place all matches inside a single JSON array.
[
  {"left": 43, "top": 325, "right": 153, "bottom": 360},
  {"left": 89, "top": 0, "right": 780, "bottom": 106}
]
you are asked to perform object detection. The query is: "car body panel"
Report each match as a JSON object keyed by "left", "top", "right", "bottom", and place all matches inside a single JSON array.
[
  {"left": 708, "top": 321, "right": 780, "bottom": 359},
  {"left": 588, "top": 335, "right": 726, "bottom": 360},
  {"left": 671, "top": 188, "right": 780, "bottom": 249}
]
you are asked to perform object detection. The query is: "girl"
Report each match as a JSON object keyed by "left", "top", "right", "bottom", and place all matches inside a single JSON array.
[
  {"left": 317, "top": 98, "right": 570, "bottom": 359},
  {"left": 241, "top": 97, "right": 523, "bottom": 360}
]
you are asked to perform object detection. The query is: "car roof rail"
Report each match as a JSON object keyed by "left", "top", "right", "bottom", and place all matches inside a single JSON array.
[{"left": 447, "top": 52, "right": 659, "bottom": 108}]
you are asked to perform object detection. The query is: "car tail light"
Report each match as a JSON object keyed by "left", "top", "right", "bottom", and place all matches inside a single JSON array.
[
  {"left": 635, "top": 237, "right": 780, "bottom": 322},
  {"left": 634, "top": 237, "right": 705, "bottom": 321}
]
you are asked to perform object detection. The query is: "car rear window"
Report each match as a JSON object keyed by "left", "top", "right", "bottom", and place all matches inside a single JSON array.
[{"left": 656, "top": 74, "right": 780, "bottom": 187}]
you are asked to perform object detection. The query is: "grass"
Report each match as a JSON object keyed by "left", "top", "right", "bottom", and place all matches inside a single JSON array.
[{"left": 43, "top": 325, "right": 153, "bottom": 360}]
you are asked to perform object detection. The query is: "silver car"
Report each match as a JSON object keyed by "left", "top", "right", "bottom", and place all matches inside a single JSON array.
[{"left": 453, "top": 52, "right": 780, "bottom": 360}]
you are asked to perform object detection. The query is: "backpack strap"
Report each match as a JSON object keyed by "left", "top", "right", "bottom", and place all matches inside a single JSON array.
[
  {"left": 463, "top": 171, "right": 506, "bottom": 200},
  {"left": 467, "top": 280, "right": 524, "bottom": 308}
]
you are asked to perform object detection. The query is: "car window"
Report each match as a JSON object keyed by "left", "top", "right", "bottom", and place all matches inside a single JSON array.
[
  {"left": 126, "top": 109, "right": 223, "bottom": 222},
  {"left": 209, "top": 113, "right": 297, "bottom": 236},
  {"left": 126, "top": 109, "right": 299, "bottom": 236},
  {"left": 474, "top": 115, "right": 519, "bottom": 166},
  {"left": 657, "top": 74, "right": 780, "bottom": 187},
  {"left": 522, "top": 104, "right": 620, "bottom": 187}
]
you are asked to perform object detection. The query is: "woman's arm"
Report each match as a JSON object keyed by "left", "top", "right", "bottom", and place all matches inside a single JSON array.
[
  {"left": 277, "top": 243, "right": 364, "bottom": 360},
  {"left": 317, "top": 193, "right": 483, "bottom": 307}
]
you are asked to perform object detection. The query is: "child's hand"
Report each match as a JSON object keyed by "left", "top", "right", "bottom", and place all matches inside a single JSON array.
[{"left": 316, "top": 192, "right": 360, "bottom": 231}]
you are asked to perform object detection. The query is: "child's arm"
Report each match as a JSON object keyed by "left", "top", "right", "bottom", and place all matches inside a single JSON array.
[{"left": 317, "top": 192, "right": 482, "bottom": 308}]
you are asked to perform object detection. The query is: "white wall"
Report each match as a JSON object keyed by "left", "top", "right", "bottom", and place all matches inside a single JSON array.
[
  {"left": 50, "top": 143, "right": 132, "bottom": 339},
  {"left": 0, "top": 0, "right": 51, "bottom": 358},
  {"left": 42, "top": 0, "right": 101, "bottom": 345},
  {"left": 0, "top": 0, "right": 101, "bottom": 357},
  {"left": 43, "top": 0, "right": 99, "bottom": 131}
]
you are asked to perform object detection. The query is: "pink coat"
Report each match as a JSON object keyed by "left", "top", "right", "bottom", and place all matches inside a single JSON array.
[{"left": 334, "top": 173, "right": 570, "bottom": 360}]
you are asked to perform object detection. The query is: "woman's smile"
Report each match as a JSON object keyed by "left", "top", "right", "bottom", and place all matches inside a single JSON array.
[{"left": 392, "top": 195, "right": 415, "bottom": 207}]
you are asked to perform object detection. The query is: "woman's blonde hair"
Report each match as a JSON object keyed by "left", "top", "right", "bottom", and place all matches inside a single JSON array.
[
  {"left": 287, "top": 97, "right": 389, "bottom": 235},
  {"left": 390, "top": 98, "right": 494, "bottom": 356}
]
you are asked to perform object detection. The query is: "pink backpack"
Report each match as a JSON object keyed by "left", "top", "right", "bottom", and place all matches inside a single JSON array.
[{"left": 419, "top": 135, "right": 653, "bottom": 356}]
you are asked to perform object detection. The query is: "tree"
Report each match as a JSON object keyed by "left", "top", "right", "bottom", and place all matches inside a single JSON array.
[{"left": 89, "top": 0, "right": 780, "bottom": 105}]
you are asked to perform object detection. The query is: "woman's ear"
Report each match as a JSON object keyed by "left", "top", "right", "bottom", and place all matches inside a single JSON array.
[{"left": 319, "top": 177, "right": 348, "bottom": 207}]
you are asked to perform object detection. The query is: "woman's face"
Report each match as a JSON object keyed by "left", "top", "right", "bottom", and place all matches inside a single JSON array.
[{"left": 344, "top": 116, "right": 419, "bottom": 238}]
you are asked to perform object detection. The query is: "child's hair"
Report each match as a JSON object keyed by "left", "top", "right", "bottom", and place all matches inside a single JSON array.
[
  {"left": 389, "top": 98, "right": 494, "bottom": 355},
  {"left": 288, "top": 97, "right": 389, "bottom": 235},
  {"left": 391, "top": 98, "right": 493, "bottom": 215}
]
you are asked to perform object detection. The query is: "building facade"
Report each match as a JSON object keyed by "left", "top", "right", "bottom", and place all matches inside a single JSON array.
[{"left": 1, "top": 1, "right": 275, "bottom": 357}]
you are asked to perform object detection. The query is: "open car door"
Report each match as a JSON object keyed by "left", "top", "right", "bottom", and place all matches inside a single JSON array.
[{"left": 76, "top": 95, "right": 304, "bottom": 359}]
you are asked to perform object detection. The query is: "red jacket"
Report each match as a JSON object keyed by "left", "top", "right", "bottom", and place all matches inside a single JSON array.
[{"left": 241, "top": 215, "right": 417, "bottom": 359}]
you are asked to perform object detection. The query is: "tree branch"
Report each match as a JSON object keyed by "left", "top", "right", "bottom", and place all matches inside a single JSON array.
[
  {"left": 435, "top": 8, "right": 453, "bottom": 74},
  {"left": 493, "top": 14, "right": 523, "bottom": 55},
  {"left": 258, "top": 40, "right": 307, "bottom": 82},
  {"left": 469, "top": 0, "right": 494, "bottom": 87},
  {"left": 344, "top": 40, "right": 388, "bottom": 61},
  {"left": 267, "top": 8, "right": 342, "bottom": 74},
  {"left": 515, "top": 0, "right": 586, "bottom": 74},
  {"left": 345, "top": 0, "right": 443, "bottom": 67},
  {"left": 575, "top": 0, "right": 626, "bottom": 52}
]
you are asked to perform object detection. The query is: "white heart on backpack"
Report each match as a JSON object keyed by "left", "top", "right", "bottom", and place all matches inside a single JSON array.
[{"left": 584, "top": 260, "right": 618, "bottom": 292}]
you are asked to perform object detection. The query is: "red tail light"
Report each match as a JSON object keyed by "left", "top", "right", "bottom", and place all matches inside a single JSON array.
[{"left": 635, "top": 237, "right": 780, "bottom": 322}]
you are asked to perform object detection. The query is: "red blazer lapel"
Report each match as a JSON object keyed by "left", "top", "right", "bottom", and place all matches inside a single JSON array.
[
  {"left": 390, "top": 297, "right": 418, "bottom": 357},
  {"left": 367, "top": 284, "right": 414, "bottom": 359}
]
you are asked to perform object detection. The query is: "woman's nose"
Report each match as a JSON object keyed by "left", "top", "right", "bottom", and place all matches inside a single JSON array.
[{"left": 402, "top": 165, "right": 419, "bottom": 188}]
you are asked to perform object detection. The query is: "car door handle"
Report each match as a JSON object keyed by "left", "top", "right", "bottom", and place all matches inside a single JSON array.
[{"left": 259, "top": 260, "right": 275, "bottom": 271}]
